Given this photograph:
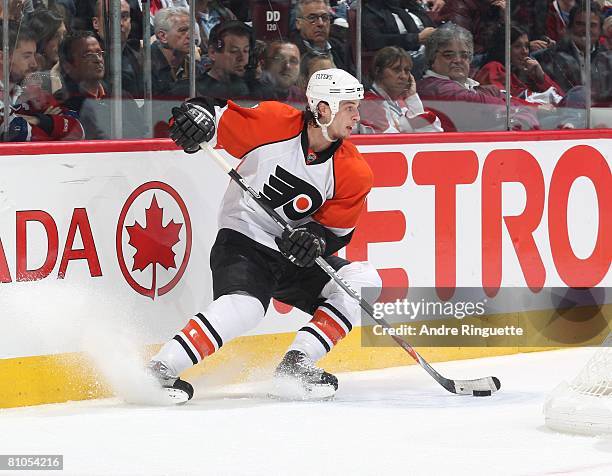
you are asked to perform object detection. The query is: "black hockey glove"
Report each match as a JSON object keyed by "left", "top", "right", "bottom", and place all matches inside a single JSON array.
[
  {"left": 169, "top": 101, "right": 216, "bottom": 154},
  {"left": 275, "top": 227, "right": 326, "bottom": 268}
]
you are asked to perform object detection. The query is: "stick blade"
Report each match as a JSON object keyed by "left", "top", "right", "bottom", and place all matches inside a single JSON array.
[{"left": 452, "top": 376, "right": 501, "bottom": 396}]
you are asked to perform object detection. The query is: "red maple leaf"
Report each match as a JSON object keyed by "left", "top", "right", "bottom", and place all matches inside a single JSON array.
[{"left": 126, "top": 194, "right": 183, "bottom": 298}]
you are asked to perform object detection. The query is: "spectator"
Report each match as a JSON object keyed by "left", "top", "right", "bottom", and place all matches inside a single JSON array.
[
  {"left": 292, "top": 0, "right": 352, "bottom": 73},
  {"left": 417, "top": 24, "right": 540, "bottom": 131},
  {"left": 0, "top": 25, "right": 38, "bottom": 104},
  {"left": 25, "top": 7, "right": 67, "bottom": 94},
  {"left": 92, "top": 0, "right": 143, "bottom": 97},
  {"left": 261, "top": 40, "right": 307, "bottom": 105},
  {"left": 51, "top": 1, "right": 76, "bottom": 30},
  {"left": 126, "top": 0, "right": 144, "bottom": 41},
  {"left": 362, "top": 0, "right": 437, "bottom": 78},
  {"left": 475, "top": 25, "right": 565, "bottom": 99},
  {"left": 510, "top": 0, "right": 554, "bottom": 51},
  {"left": 150, "top": 7, "right": 197, "bottom": 98},
  {"left": 0, "top": 24, "right": 83, "bottom": 141},
  {"left": 173, "top": 20, "right": 270, "bottom": 103},
  {"left": 603, "top": 15, "right": 612, "bottom": 50},
  {"left": 534, "top": 1, "right": 611, "bottom": 105},
  {"left": 437, "top": 0, "right": 506, "bottom": 61},
  {"left": 75, "top": 0, "right": 184, "bottom": 31},
  {"left": 298, "top": 50, "right": 336, "bottom": 90},
  {"left": 253, "top": 39, "right": 267, "bottom": 81},
  {"left": 547, "top": 0, "right": 576, "bottom": 42},
  {"left": 360, "top": 46, "right": 442, "bottom": 133},
  {"left": 55, "top": 30, "right": 143, "bottom": 139},
  {"left": 195, "top": 0, "right": 237, "bottom": 51}
]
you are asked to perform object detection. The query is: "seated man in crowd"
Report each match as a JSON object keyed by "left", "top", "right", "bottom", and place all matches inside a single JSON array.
[
  {"left": 1, "top": 23, "right": 83, "bottom": 141},
  {"left": 360, "top": 46, "right": 442, "bottom": 134},
  {"left": 416, "top": 23, "right": 540, "bottom": 131},
  {"left": 172, "top": 20, "right": 270, "bottom": 103},
  {"left": 92, "top": 0, "right": 143, "bottom": 97},
  {"left": 533, "top": 1, "right": 611, "bottom": 107},
  {"left": 150, "top": 6, "right": 201, "bottom": 98},
  {"left": 55, "top": 30, "right": 143, "bottom": 139},
  {"left": 260, "top": 40, "right": 306, "bottom": 106},
  {"left": 362, "top": 0, "right": 437, "bottom": 79},
  {"left": 292, "top": 0, "right": 352, "bottom": 73}
]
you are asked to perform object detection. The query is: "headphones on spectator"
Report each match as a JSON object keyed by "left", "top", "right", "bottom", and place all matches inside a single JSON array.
[{"left": 208, "top": 20, "right": 257, "bottom": 77}]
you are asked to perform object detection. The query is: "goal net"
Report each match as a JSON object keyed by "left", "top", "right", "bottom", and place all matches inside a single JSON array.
[{"left": 544, "top": 335, "right": 612, "bottom": 435}]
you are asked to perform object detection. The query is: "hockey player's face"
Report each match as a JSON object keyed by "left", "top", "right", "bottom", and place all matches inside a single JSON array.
[
  {"left": 212, "top": 34, "right": 250, "bottom": 78},
  {"left": 9, "top": 39, "right": 37, "bottom": 84},
  {"left": 329, "top": 100, "right": 360, "bottom": 140}
]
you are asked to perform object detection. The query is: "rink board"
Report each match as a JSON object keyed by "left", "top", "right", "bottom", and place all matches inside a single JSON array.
[{"left": 0, "top": 130, "right": 610, "bottom": 408}]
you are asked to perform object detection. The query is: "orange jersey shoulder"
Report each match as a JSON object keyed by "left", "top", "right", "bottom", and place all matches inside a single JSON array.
[
  {"left": 217, "top": 101, "right": 304, "bottom": 158},
  {"left": 313, "top": 140, "right": 373, "bottom": 231}
]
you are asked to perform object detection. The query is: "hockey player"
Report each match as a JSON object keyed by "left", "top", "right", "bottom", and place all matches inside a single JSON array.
[{"left": 149, "top": 68, "right": 382, "bottom": 402}]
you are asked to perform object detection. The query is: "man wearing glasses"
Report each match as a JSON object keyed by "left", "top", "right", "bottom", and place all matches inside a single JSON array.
[
  {"left": 55, "top": 31, "right": 143, "bottom": 139},
  {"left": 292, "top": 0, "right": 352, "bottom": 73},
  {"left": 416, "top": 24, "right": 540, "bottom": 132}
]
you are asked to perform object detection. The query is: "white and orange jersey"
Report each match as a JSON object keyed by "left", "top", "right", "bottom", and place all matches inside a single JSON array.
[{"left": 209, "top": 100, "right": 373, "bottom": 251}]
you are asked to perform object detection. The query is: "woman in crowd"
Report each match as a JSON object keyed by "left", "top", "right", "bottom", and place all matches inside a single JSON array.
[
  {"left": 359, "top": 46, "right": 442, "bottom": 133},
  {"left": 474, "top": 25, "right": 564, "bottom": 100},
  {"left": 25, "top": 8, "right": 67, "bottom": 94}
]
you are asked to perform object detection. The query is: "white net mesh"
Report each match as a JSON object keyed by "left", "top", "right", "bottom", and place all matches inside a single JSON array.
[
  {"left": 544, "top": 335, "right": 612, "bottom": 435},
  {"left": 570, "top": 334, "right": 612, "bottom": 398}
]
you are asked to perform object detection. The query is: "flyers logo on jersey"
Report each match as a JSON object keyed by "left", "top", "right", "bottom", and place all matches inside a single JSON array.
[{"left": 261, "top": 166, "right": 323, "bottom": 220}]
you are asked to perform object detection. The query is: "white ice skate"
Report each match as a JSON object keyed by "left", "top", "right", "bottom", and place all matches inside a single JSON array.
[
  {"left": 271, "top": 350, "right": 338, "bottom": 400},
  {"left": 147, "top": 360, "right": 194, "bottom": 404}
]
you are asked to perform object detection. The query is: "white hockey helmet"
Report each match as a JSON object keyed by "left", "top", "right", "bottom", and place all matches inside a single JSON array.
[{"left": 306, "top": 68, "right": 364, "bottom": 138}]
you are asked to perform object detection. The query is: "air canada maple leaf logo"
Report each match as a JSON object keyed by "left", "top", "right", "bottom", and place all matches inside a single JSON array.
[
  {"left": 127, "top": 195, "right": 182, "bottom": 292},
  {"left": 116, "top": 182, "right": 192, "bottom": 299}
]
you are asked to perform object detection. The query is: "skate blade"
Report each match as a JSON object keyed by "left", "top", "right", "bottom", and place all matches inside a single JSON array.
[
  {"left": 124, "top": 387, "right": 191, "bottom": 406},
  {"left": 162, "top": 387, "right": 191, "bottom": 404},
  {"left": 268, "top": 376, "right": 336, "bottom": 401}
]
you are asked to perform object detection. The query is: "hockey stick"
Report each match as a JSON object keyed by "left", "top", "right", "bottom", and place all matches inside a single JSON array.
[{"left": 201, "top": 142, "right": 501, "bottom": 396}]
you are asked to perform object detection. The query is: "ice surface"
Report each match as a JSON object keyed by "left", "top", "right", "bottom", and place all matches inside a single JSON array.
[{"left": 1, "top": 349, "right": 612, "bottom": 476}]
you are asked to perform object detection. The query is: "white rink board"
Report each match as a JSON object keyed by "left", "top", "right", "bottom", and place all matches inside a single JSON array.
[{"left": 0, "top": 134, "right": 610, "bottom": 358}]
